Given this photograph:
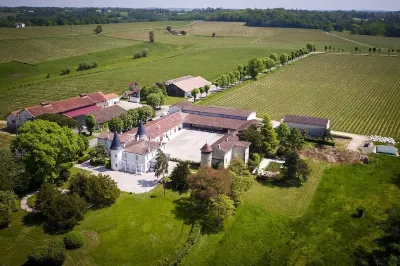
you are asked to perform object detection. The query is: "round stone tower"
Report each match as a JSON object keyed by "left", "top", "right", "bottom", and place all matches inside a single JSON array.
[
  {"left": 110, "top": 131, "right": 123, "bottom": 171},
  {"left": 200, "top": 143, "right": 213, "bottom": 168}
]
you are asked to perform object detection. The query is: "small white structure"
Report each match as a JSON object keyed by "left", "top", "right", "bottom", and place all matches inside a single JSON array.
[
  {"left": 103, "top": 93, "right": 120, "bottom": 107},
  {"left": 200, "top": 143, "right": 213, "bottom": 167},
  {"left": 282, "top": 114, "right": 330, "bottom": 137}
]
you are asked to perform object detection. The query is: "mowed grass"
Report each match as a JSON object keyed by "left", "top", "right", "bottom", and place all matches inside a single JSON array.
[
  {"left": 183, "top": 155, "right": 400, "bottom": 265},
  {"left": 200, "top": 53, "right": 400, "bottom": 137},
  {"left": 0, "top": 187, "right": 191, "bottom": 266}
]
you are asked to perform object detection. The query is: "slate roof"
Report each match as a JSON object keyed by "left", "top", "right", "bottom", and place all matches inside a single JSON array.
[
  {"left": 210, "top": 132, "right": 251, "bottom": 153},
  {"left": 173, "top": 76, "right": 212, "bottom": 93},
  {"left": 283, "top": 114, "right": 329, "bottom": 127},
  {"left": 20, "top": 92, "right": 107, "bottom": 117},
  {"left": 89, "top": 105, "right": 126, "bottom": 124},
  {"left": 124, "top": 140, "right": 162, "bottom": 155},
  {"left": 110, "top": 131, "right": 122, "bottom": 150}
]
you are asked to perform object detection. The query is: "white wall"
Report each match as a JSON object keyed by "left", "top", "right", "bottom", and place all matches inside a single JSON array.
[{"left": 247, "top": 112, "right": 257, "bottom": 120}]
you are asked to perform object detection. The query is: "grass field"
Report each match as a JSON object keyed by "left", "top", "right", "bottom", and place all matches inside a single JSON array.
[
  {"left": 200, "top": 53, "right": 400, "bottom": 137},
  {"left": 182, "top": 155, "right": 400, "bottom": 265},
  {"left": 333, "top": 31, "right": 400, "bottom": 50}
]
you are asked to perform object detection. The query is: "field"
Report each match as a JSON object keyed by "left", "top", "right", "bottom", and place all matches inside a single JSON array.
[
  {"left": 333, "top": 31, "right": 400, "bottom": 50},
  {"left": 200, "top": 53, "right": 400, "bottom": 137}
]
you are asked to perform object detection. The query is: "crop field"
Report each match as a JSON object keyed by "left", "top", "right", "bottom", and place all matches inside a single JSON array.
[
  {"left": 201, "top": 53, "right": 400, "bottom": 137},
  {"left": 333, "top": 31, "right": 400, "bottom": 49}
]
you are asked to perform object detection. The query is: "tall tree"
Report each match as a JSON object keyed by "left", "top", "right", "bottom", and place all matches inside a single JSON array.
[
  {"left": 261, "top": 116, "right": 278, "bottom": 157},
  {"left": 154, "top": 149, "right": 169, "bottom": 196},
  {"left": 0, "top": 191, "right": 17, "bottom": 228},
  {"left": 149, "top": 30, "right": 155, "bottom": 42},
  {"left": 280, "top": 53, "right": 289, "bottom": 65},
  {"left": 247, "top": 58, "right": 263, "bottom": 79},
  {"left": 169, "top": 161, "right": 191, "bottom": 192},
  {"left": 85, "top": 114, "right": 96, "bottom": 136},
  {"left": 287, "top": 128, "right": 305, "bottom": 151},
  {"left": 108, "top": 117, "right": 124, "bottom": 133},
  {"left": 12, "top": 120, "right": 86, "bottom": 184},
  {"left": 269, "top": 53, "right": 279, "bottom": 62},
  {"left": 191, "top": 88, "right": 199, "bottom": 102},
  {"left": 204, "top": 85, "right": 210, "bottom": 96},
  {"left": 306, "top": 43, "right": 313, "bottom": 52},
  {"left": 199, "top": 87, "right": 205, "bottom": 96},
  {"left": 0, "top": 148, "right": 28, "bottom": 193}
]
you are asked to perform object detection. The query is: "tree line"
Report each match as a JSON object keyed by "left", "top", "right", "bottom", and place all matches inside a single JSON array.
[{"left": 1, "top": 7, "right": 399, "bottom": 37}]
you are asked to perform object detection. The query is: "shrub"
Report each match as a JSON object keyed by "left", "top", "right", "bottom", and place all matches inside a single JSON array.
[
  {"left": 28, "top": 240, "right": 66, "bottom": 266},
  {"left": 63, "top": 231, "right": 85, "bottom": 249},
  {"left": 134, "top": 49, "right": 149, "bottom": 59},
  {"left": 305, "top": 137, "right": 336, "bottom": 146},
  {"left": 77, "top": 154, "right": 90, "bottom": 163},
  {"left": 60, "top": 68, "right": 71, "bottom": 75},
  {"left": 77, "top": 61, "right": 98, "bottom": 71},
  {"left": 105, "top": 160, "right": 111, "bottom": 169},
  {"left": 59, "top": 169, "right": 70, "bottom": 182},
  {"left": 141, "top": 48, "right": 149, "bottom": 57},
  {"left": 133, "top": 51, "right": 142, "bottom": 59},
  {"left": 46, "top": 74, "right": 51, "bottom": 79},
  {"left": 180, "top": 30, "right": 187, "bottom": 35},
  {"left": 90, "top": 158, "right": 106, "bottom": 166}
]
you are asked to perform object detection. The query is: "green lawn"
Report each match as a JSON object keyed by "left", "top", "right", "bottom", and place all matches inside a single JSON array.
[
  {"left": 183, "top": 155, "right": 400, "bottom": 265},
  {"left": 264, "top": 161, "right": 282, "bottom": 172},
  {"left": 200, "top": 53, "right": 400, "bottom": 137},
  {"left": 0, "top": 187, "right": 191, "bottom": 266}
]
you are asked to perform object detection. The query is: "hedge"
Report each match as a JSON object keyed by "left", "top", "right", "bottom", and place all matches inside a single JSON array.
[
  {"left": 305, "top": 138, "right": 336, "bottom": 146},
  {"left": 77, "top": 154, "right": 90, "bottom": 163},
  {"left": 28, "top": 240, "right": 66, "bottom": 266},
  {"left": 90, "top": 158, "right": 106, "bottom": 166},
  {"left": 63, "top": 231, "right": 85, "bottom": 250}
]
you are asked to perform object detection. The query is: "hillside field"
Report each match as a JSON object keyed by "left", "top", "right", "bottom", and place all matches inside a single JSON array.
[{"left": 200, "top": 53, "right": 400, "bottom": 137}]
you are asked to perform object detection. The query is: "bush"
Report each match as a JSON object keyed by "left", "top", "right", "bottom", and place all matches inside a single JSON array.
[
  {"left": 63, "top": 231, "right": 85, "bottom": 249},
  {"left": 46, "top": 74, "right": 50, "bottom": 79},
  {"left": 90, "top": 158, "right": 106, "bottom": 166},
  {"left": 77, "top": 61, "right": 98, "bottom": 71},
  {"left": 305, "top": 137, "right": 336, "bottom": 146},
  {"left": 133, "top": 51, "right": 142, "bottom": 59},
  {"left": 59, "top": 169, "right": 70, "bottom": 182},
  {"left": 60, "top": 68, "right": 71, "bottom": 75},
  {"left": 133, "top": 49, "right": 149, "bottom": 59},
  {"left": 28, "top": 240, "right": 66, "bottom": 266},
  {"left": 105, "top": 160, "right": 111, "bottom": 169},
  {"left": 77, "top": 154, "right": 90, "bottom": 163},
  {"left": 180, "top": 30, "right": 187, "bottom": 35},
  {"left": 141, "top": 48, "right": 149, "bottom": 57}
]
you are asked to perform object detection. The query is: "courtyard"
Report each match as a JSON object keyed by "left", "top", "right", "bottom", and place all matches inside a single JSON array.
[
  {"left": 75, "top": 161, "right": 177, "bottom": 193},
  {"left": 166, "top": 129, "right": 224, "bottom": 162}
]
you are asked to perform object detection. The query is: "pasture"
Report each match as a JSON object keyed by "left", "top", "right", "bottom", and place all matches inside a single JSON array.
[{"left": 200, "top": 53, "right": 400, "bottom": 137}]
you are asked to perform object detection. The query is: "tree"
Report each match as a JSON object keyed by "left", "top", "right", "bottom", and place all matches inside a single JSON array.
[
  {"left": 287, "top": 128, "right": 305, "bottom": 151},
  {"left": 85, "top": 115, "right": 96, "bottom": 136},
  {"left": 159, "top": 82, "right": 167, "bottom": 96},
  {"left": 146, "top": 92, "right": 164, "bottom": 110},
  {"left": 199, "top": 87, "right": 205, "bottom": 97},
  {"left": 282, "top": 150, "right": 309, "bottom": 181},
  {"left": 154, "top": 149, "right": 169, "bottom": 196},
  {"left": 36, "top": 113, "right": 77, "bottom": 128},
  {"left": 93, "top": 25, "right": 102, "bottom": 34},
  {"left": 202, "top": 194, "right": 235, "bottom": 233},
  {"left": 28, "top": 240, "right": 66, "bottom": 266},
  {"left": 89, "top": 145, "right": 108, "bottom": 159},
  {"left": 325, "top": 46, "right": 327, "bottom": 53},
  {"left": 261, "top": 116, "right": 278, "bottom": 157},
  {"left": 35, "top": 184, "right": 86, "bottom": 231},
  {"left": 12, "top": 120, "right": 86, "bottom": 184},
  {"left": 0, "top": 191, "right": 17, "bottom": 228},
  {"left": 228, "top": 159, "right": 254, "bottom": 206},
  {"left": 166, "top": 25, "right": 172, "bottom": 32},
  {"left": 248, "top": 153, "right": 262, "bottom": 172},
  {"left": 228, "top": 72, "right": 236, "bottom": 84},
  {"left": 275, "top": 123, "right": 291, "bottom": 142},
  {"left": 69, "top": 173, "right": 120, "bottom": 206},
  {"left": 108, "top": 117, "right": 124, "bottom": 133},
  {"left": 269, "top": 53, "right": 278, "bottom": 62},
  {"left": 240, "top": 124, "right": 264, "bottom": 155},
  {"left": 279, "top": 53, "right": 289, "bottom": 65},
  {"left": 204, "top": 85, "right": 210, "bottom": 96},
  {"left": 373, "top": 47, "right": 376, "bottom": 53},
  {"left": 169, "top": 161, "right": 191, "bottom": 192},
  {"left": 212, "top": 32, "right": 216, "bottom": 37},
  {"left": 368, "top": 47, "right": 372, "bottom": 54},
  {"left": 323, "top": 128, "right": 333, "bottom": 141},
  {"left": 137, "top": 105, "right": 155, "bottom": 122},
  {"left": 149, "top": 30, "right": 154, "bottom": 42},
  {"left": 120, "top": 112, "right": 134, "bottom": 130},
  {"left": 247, "top": 58, "right": 263, "bottom": 79},
  {"left": 306, "top": 43, "right": 313, "bottom": 52},
  {"left": 329, "top": 46, "right": 332, "bottom": 52},
  {"left": 0, "top": 148, "right": 28, "bottom": 193},
  {"left": 191, "top": 88, "right": 199, "bottom": 102},
  {"left": 355, "top": 46, "right": 359, "bottom": 53}
]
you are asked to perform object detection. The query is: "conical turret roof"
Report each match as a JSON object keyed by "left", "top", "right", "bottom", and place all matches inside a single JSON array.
[
  {"left": 136, "top": 120, "right": 147, "bottom": 138},
  {"left": 200, "top": 143, "right": 213, "bottom": 153},
  {"left": 110, "top": 131, "right": 122, "bottom": 150}
]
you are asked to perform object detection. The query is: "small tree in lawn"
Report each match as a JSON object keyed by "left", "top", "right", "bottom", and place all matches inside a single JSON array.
[
  {"left": 199, "top": 87, "right": 205, "bottom": 97},
  {"left": 149, "top": 31, "right": 155, "bottom": 43},
  {"left": 93, "top": 25, "right": 102, "bottom": 35},
  {"left": 212, "top": 32, "right": 216, "bottom": 37},
  {"left": 169, "top": 161, "right": 191, "bottom": 192},
  {"left": 204, "top": 85, "right": 210, "bottom": 96},
  {"left": 85, "top": 115, "right": 96, "bottom": 136},
  {"left": 154, "top": 149, "right": 169, "bottom": 196},
  {"left": 191, "top": 88, "right": 199, "bottom": 102}
]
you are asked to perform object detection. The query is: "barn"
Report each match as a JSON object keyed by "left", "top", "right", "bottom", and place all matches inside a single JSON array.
[
  {"left": 165, "top": 76, "right": 211, "bottom": 97},
  {"left": 282, "top": 114, "right": 330, "bottom": 137}
]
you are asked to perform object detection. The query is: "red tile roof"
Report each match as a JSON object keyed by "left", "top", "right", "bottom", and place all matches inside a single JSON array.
[
  {"left": 104, "top": 93, "right": 120, "bottom": 100},
  {"left": 18, "top": 92, "right": 107, "bottom": 117},
  {"left": 89, "top": 105, "right": 126, "bottom": 124},
  {"left": 183, "top": 114, "right": 247, "bottom": 130},
  {"left": 210, "top": 132, "right": 251, "bottom": 152},
  {"left": 124, "top": 140, "right": 162, "bottom": 155},
  {"left": 63, "top": 105, "right": 101, "bottom": 118},
  {"left": 126, "top": 112, "right": 185, "bottom": 139}
]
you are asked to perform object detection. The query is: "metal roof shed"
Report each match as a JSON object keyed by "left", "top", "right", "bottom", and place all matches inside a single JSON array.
[{"left": 376, "top": 145, "right": 398, "bottom": 156}]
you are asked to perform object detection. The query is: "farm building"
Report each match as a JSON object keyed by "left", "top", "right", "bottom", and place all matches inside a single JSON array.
[
  {"left": 6, "top": 92, "right": 119, "bottom": 129},
  {"left": 99, "top": 103, "right": 257, "bottom": 172},
  {"left": 123, "top": 82, "right": 141, "bottom": 103},
  {"left": 375, "top": 145, "right": 399, "bottom": 156},
  {"left": 74, "top": 105, "right": 126, "bottom": 130},
  {"left": 282, "top": 114, "right": 330, "bottom": 137},
  {"left": 165, "top": 76, "right": 211, "bottom": 97}
]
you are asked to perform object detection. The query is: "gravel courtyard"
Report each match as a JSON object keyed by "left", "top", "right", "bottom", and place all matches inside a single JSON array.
[
  {"left": 166, "top": 129, "right": 224, "bottom": 162},
  {"left": 75, "top": 161, "right": 177, "bottom": 193}
]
